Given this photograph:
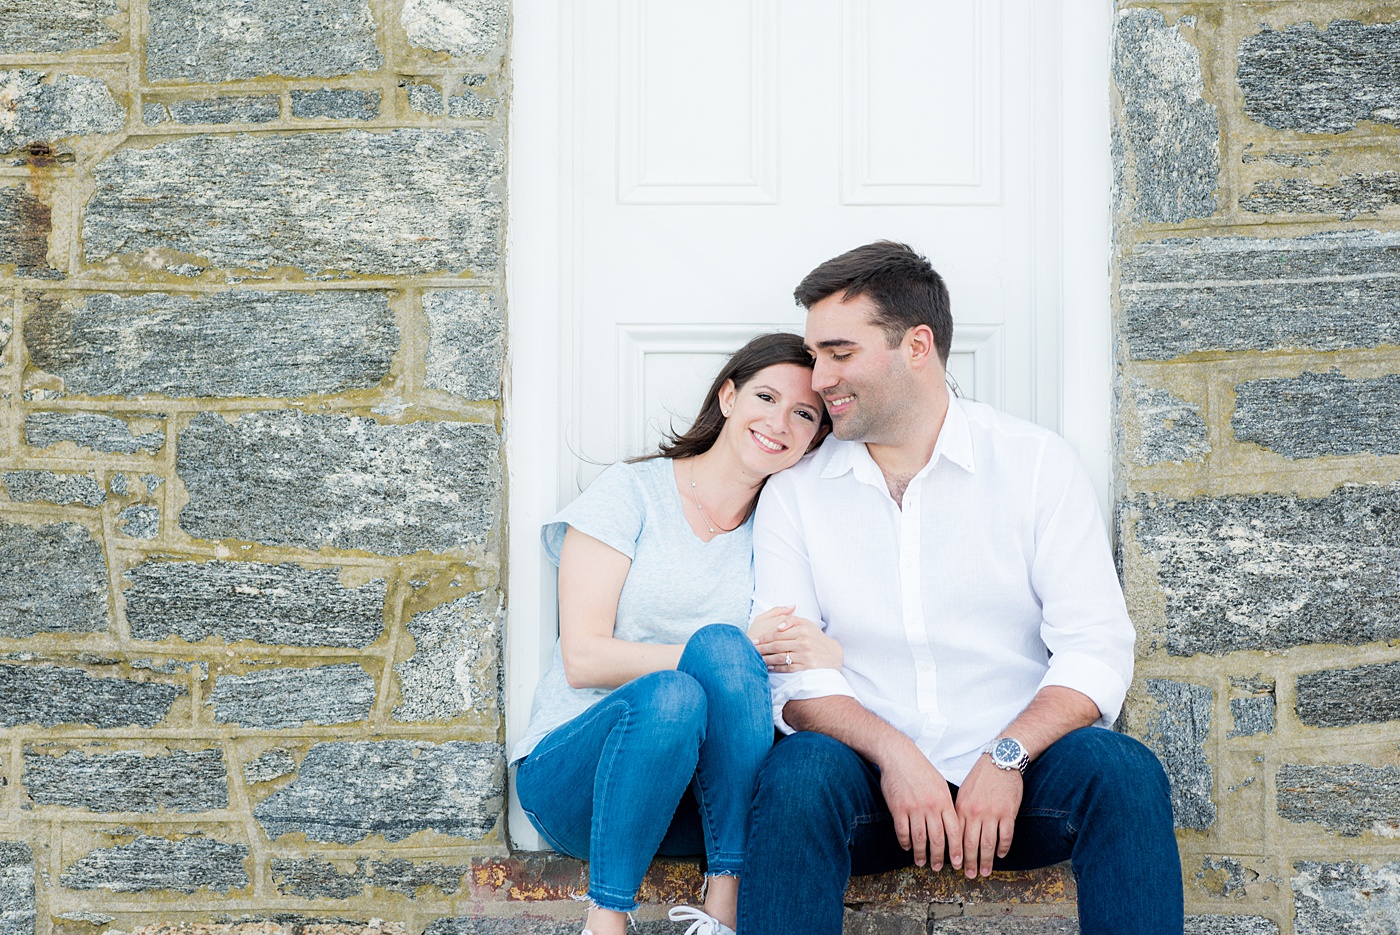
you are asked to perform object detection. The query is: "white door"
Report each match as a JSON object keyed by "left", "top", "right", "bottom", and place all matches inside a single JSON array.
[{"left": 506, "top": 0, "right": 1111, "bottom": 848}]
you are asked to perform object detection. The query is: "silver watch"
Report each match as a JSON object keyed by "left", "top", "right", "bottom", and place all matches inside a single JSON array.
[{"left": 983, "top": 737, "right": 1030, "bottom": 773}]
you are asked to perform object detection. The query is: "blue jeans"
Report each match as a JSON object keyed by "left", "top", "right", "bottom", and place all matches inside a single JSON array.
[
  {"left": 516, "top": 624, "right": 773, "bottom": 913},
  {"left": 738, "top": 727, "right": 1183, "bottom": 935}
]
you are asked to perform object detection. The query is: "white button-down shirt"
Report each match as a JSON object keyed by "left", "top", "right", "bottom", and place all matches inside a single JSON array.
[{"left": 753, "top": 396, "right": 1134, "bottom": 785}]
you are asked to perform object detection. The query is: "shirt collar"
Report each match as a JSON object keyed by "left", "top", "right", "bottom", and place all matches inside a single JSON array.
[{"left": 819, "top": 395, "right": 977, "bottom": 482}]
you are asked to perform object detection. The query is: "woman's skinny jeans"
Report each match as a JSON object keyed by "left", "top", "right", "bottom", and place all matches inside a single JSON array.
[{"left": 516, "top": 624, "right": 772, "bottom": 913}]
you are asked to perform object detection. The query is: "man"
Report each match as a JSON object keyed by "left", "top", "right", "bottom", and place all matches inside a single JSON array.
[{"left": 740, "top": 242, "right": 1181, "bottom": 934}]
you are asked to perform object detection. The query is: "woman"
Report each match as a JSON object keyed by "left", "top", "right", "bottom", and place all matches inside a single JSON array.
[{"left": 511, "top": 332, "right": 841, "bottom": 935}]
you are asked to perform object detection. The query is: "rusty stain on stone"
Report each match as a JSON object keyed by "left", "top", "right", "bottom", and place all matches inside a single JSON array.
[
  {"left": 469, "top": 857, "right": 586, "bottom": 901},
  {"left": 635, "top": 859, "right": 704, "bottom": 904}
]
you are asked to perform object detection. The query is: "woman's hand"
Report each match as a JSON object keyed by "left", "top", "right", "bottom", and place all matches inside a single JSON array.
[{"left": 749, "top": 605, "right": 843, "bottom": 672}]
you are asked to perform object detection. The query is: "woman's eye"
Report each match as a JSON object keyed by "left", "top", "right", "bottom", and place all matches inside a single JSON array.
[
  {"left": 796, "top": 410, "right": 815, "bottom": 422},
  {"left": 756, "top": 393, "right": 774, "bottom": 402}
]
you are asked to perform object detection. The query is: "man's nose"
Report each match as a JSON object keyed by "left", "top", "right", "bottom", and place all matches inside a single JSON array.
[{"left": 812, "top": 360, "right": 837, "bottom": 390}]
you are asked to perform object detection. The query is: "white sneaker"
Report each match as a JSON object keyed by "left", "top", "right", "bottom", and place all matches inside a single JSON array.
[{"left": 667, "top": 906, "right": 736, "bottom": 935}]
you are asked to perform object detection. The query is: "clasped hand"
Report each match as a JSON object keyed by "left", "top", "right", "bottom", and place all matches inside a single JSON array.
[{"left": 747, "top": 605, "right": 843, "bottom": 672}]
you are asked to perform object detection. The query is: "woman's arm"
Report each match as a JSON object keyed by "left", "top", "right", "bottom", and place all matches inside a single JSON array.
[{"left": 556, "top": 526, "right": 684, "bottom": 689}]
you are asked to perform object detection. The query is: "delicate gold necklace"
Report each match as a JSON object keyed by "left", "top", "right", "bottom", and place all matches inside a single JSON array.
[{"left": 688, "top": 460, "right": 739, "bottom": 534}]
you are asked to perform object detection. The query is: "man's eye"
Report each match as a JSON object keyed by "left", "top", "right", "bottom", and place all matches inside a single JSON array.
[{"left": 831, "top": 353, "right": 851, "bottom": 362}]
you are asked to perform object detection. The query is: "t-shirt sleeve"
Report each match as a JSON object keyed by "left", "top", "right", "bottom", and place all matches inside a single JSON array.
[{"left": 541, "top": 461, "right": 648, "bottom": 566}]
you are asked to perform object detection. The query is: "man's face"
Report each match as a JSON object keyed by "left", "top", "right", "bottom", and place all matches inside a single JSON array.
[{"left": 804, "top": 292, "right": 917, "bottom": 443}]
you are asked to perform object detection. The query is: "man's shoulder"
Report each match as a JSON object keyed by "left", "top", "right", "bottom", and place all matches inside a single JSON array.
[{"left": 961, "top": 399, "right": 1077, "bottom": 462}]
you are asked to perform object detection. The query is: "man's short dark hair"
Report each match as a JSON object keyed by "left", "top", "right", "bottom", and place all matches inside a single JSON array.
[{"left": 794, "top": 241, "right": 952, "bottom": 362}]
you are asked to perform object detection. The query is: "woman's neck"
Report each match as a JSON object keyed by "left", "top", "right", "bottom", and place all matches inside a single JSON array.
[{"left": 680, "top": 448, "right": 764, "bottom": 532}]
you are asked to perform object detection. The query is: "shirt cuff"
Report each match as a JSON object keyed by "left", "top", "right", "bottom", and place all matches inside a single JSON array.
[
  {"left": 1036, "top": 651, "right": 1130, "bottom": 727},
  {"left": 771, "top": 668, "right": 858, "bottom": 734}
]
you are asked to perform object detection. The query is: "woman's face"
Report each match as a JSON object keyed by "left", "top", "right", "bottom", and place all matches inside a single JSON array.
[{"left": 716, "top": 362, "right": 826, "bottom": 476}]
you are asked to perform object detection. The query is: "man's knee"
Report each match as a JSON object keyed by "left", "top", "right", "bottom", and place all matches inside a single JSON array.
[
  {"left": 1047, "top": 728, "right": 1172, "bottom": 809},
  {"left": 755, "top": 732, "right": 873, "bottom": 819}
]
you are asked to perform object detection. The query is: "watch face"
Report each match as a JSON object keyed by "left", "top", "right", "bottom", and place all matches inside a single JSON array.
[{"left": 993, "top": 738, "right": 1023, "bottom": 764}]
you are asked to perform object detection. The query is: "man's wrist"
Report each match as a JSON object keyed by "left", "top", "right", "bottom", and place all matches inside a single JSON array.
[{"left": 982, "top": 736, "right": 1030, "bottom": 772}]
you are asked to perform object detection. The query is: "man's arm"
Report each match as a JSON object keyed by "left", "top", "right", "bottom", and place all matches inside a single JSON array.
[
  {"left": 785, "top": 696, "right": 963, "bottom": 872},
  {"left": 954, "top": 687, "right": 1101, "bottom": 878}
]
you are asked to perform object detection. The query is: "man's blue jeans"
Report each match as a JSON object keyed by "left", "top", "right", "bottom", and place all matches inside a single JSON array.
[
  {"left": 738, "top": 727, "right": 1183, "bottom": 934},
  {"left": 516, "top": 624, "right": 772, "bottom": 913}
]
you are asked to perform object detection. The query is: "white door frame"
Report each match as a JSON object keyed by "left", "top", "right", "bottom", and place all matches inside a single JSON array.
[{"left": 503, "top": 0, "right": 1112, "bottom": 850}]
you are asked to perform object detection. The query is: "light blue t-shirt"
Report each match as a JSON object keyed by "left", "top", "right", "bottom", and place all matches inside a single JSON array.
[{"left": 510, "top": 457, "right": 755, "bottom": 764}]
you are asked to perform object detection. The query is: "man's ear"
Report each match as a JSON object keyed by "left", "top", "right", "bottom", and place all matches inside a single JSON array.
[{"left": 905, "top": 324, "right": 936, "bottom": 369}]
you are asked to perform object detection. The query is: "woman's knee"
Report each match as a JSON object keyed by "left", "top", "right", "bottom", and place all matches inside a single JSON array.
[
  {"left": 681, "top": 623, "right": 765, "bottom": 678},
  {"left": 623, "top": 670, "right": 708, "bottom": 743}
]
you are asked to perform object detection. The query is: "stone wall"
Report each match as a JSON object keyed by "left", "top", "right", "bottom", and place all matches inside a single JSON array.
[
  {"left": 0, "top": 2, "right": 511, "bottom": 934},
  {"left": 1114, "top": 4, "right": 1400, "bottom": 934}
]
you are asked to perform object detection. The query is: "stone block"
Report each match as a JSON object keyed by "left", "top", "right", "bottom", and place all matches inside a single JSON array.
[
  {"left": 26, "top": 412, "right": 165, "bottom": 455},
  {"left": 394, "top": 592, "right": 499, "bottom": 721},
  {"left": 0, "top": 0, "right": 120, "bottom": 54},
  {"left": 405, "top": 83, "right": 445, "bottom": 116},
  {"left": 60, "top": 835, "right": 249, "bottom": 893},
  {"left": 272, "top": 857, "right": 468, "bottom": 898},
  {"left": 291, "top": 90, "right": 380, "bottom": 121},
  {"left": 1184, "top": 918, "right": 1278, "bottom": 935},
  {"left": 424, "top": 922, "right": 580, "bottom": 935},
  {"left": 176, "top": 411, "right": 500, "bottom": 555},
  {"left": 1121, "top": 231, "right": 1400, "bottom": 360},
  {"left": 401, "top": 0, "right": 507, "bottom": 61},
  {"left": 168, "top": 96, "right": 280, "bottom": 126},
  {"left": 1238, "top": 21, "right": 1400, "bottom": 134},
  {"left": 145, "top": 0, "right": 382, "bottom": 82},
  {"left": 117, "top": 505, "right": 158, "bottom": 540},
  {"left": 0, "top": 520, "right": 109, "bottom": 637},
  {"left": 1276, "top": 763, "right": 1400, "bottom": 837},
  {"left": 1129, "top": 380, "right": 1208, "bottom": 466},
  {"left": 242, "top": 749, "right": 296, "bottom": 784},
  {"left": 1134, "top": 680, "right": 1215, "bottom": 829},
  {"left": 423, "top": 291, "right": 503, "bottom": 400},
  {"left": 3, "top": 471, "right": 104, "bottom": 507},
  {"left": 1112, "top": 10, "right": 1218, "bottom": 223},
  {"left": 1232, "top": 371, "right": 1400, "bottom": 459},
  {"left": 931, "top": 920, "right": 1076, "bottom": 934},
  {"left": 0, "top": 842, "right": 35, "bottom": 935},
  {"left": 844, "top": 908, "right": 928, "bottom": 935},
  {"left": 209, "top": 665, "right": 375, "bottom": 729},
  {"left": 253, "top": 740, "right": 502, "bottom": 843},
  {"left": 1293, "top": 860, "right": 1400, "bottom": 934},
  {"left": 1196, "top": 856, "right": 1250, "bottom": 899},
  {"left": 124, "top": 560, "right": 386, "bottom": 648},
  {"left": 0, "top": 71, "right": 123, "bottom": 154},
  {"left": 1227, "top": 697, "right": 1274, "bottom": 738},
  {"left": 25, "top": 291, "right": 397, "bottom": 399},
  {"left": 0, "top": 664, "right": 183, "bottom": 728},
  {"left": 0, "top": 187, "right": 52, "bottom": 275},
  {"left": 1130, "top": 485, "right": 1400, "bottom": 654},
  {"left": 23, "top": 748, "right": 228, "bottom": 812},
  {"left": 83, "top": 130, "right": 503, "bottom": 277},
  {"left": 1296, "top": 660, "right": 1400, "bottom": 728},
  {"left": 1242, "top": 172, "right": 1400, "bottom": 219}
]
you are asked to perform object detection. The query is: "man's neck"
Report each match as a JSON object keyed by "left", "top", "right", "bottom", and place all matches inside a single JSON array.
[{"left": 864, "top": 386, "right": 950, "bottom": 507}]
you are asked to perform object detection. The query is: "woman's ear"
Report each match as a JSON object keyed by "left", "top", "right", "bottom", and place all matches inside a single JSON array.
[{"left": 717, "top": 378, "right": 738, "bottom": 418}]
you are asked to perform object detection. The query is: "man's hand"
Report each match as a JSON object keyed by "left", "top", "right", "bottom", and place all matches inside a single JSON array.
[
  {"left": 954, "top": 754, "right": 1023, "bottom": 878},
  {"left": 877, "top": 740, "right": 963, "bottom": 872}
]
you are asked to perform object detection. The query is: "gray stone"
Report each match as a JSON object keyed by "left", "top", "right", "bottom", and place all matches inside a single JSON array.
[
  {"left": 1227, "top": 697, "right": 1274, "bottom": 738},
  {"left": 1239, "top": 21, "right": 1400, "bottom": 134},
  {"left": 0, "top": 842, "right": 35, "bottom": 935},
  {"left": 25, "top": 291, "right": 397, "bottom": 399},
  {"left": 1242, "top": 172, "right": 1400, "bottom": 219},
  {"left": 366, "top": 858, "right": 467, "bottom": 896},
  {"left": 290, "top": 89, "right": 379, "bottom": 121},
  {"left": 1277, "top": 764, "right": 1400, "bottom": 837},
  {"left": 56, "top": 915, "right": 113, "bottom": 926},
  {"left": 2, "top": 471, "right": 104, "bottom": 507},
  {"left": 405, "top": 83, "right": 445, "bottom": 116},
  {"left": 177, "top": 410, "right": 500, "bottom": 555},
  {"left": 142, "top": 474, "right": 163, "bottom": 493},
  {"left": 83, "top": 129, "right": 503, "bottom": 277},
  {"left": 1136, "top": 679, "right": 1215, "bottom": 829},
  {"left": 168, "top": 96, "right": 279, "bottom": 126},
  {"left": 423, "top": 291, "right": 503, "bottom": 400},
  {"left": 1184, "top": 918, "right": 1278, "bottom": 935},
  {"left": 0, "top": 0, "right": 120, "bottom": 54},
  {"left": 931, "top": 919, "right": 1077, "bottom": 934},
  {"left": 1120, "top": 231, "right": 1400, "bottom": 360},
  {"left": 124, "top": 560, "right": 386, "bottom": 648},
  {"left": 0, "top": 71, "right": 123, "bottom": 154},
  {"left": 0, "top": 187, "right": 52, "bottom": 274},
  {"left": 394, "top": 593, "right": 499, "bottom": 721},
  {"left": 253, "top": 740, "right": 503, "bottom": 843},
  {"left": 1260, "top": 150, "right": 1329, "bottom": 168},
  {"left": 210, "top": 665, "right": 375, "bottom": 729},
  {"left": 424, "top": 921, "right": 583, "bottom": 935},
  {"left": 1130, "top": 380, "right": 1208, "bottom": 465},
  {"left": 844, "top": 908, "right": 927, "bottom": 935},
  {"left": 0, "top": 521, "right": 109, "bottom": 637},
  {"left": 26, "top": 412, "right": 165, "bottom": 455},
  {"left": 142, "top": 103, "right": 169, "bottom": 125},
  {"left": 1112, "top": 10, "right": 1219, "bottom": 223},
  {"left": 1297, "top": 660, "right": 1400, "bottom": 728},
  {"left": 60, "top": 835, "right": 248, "bottom": 893},
  {"left": 1293, "top": 860, "right": 1400, "bottom": 934},
  {"left": 145, "top": 0, "right": 382, "bottom": 82},
  {"left": 401, "top": 0, "right": 507, "bottom": 61},
  {"left": 109, "top": 473, "right": 128, "bottom": 496},
  {"left": 272, "top": 857, "right": 467, "bottom": 898},
  {"left": 1131, "top": 484, "right": 1400, "bottom": 655},
  {"left": 0, "top": 664, "right": 183, "bottom": 728},
  {"left": 1233, "top": 371, "right": 1400, "bottom": 459},
  {"left": 243, "top": 749, "right": 297, "bottom": 784},
  {"left": 23, "top": 748, "right": 228, "bottom": 812},
  {"left": 117, "top": 506, "right": 158, "bottom": 540},
  {"left": 1197, "top": 856, "right": 1250, "bottom": 899}
]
